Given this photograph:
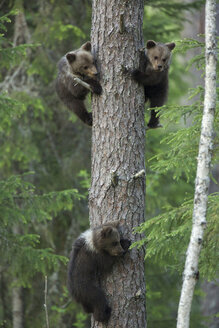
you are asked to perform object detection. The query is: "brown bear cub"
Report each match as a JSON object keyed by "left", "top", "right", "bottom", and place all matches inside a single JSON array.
[
  {"left": 131, "top": 40, "right": 175, "bottom": 128},
  {"left": 67, "top": 221, "right": 131, "bottom": 322},
  {"left": 56, "top": 41, "right": 102, "bottom": 126}
]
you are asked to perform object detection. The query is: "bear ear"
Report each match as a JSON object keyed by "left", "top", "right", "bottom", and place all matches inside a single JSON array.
[
  {"left": 81, "top": 41, "right": 92, "bottom": 52},
  {"left": 101, "top": 226, "right": 113, "bottom": 238},
  {"left": 146, "top": 40, "right": 157, "bottom": 49},
  {"left": 66, "top": 53, "right": 76, "bottom": 63},
  {"left": 165, "top": 42, "right": 175, "bottom": 51}
]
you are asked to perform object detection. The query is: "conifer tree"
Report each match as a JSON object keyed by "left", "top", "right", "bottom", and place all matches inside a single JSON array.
[
  {"left": 0, "top": 9, "right": 82, "bottom": 328},
  {"left": 89, "top": 0, "right": 146, "bottom": 327}
]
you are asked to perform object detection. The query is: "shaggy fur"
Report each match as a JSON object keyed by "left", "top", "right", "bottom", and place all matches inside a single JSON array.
[
  {"left": 131, "top": 40, "right": 175, "bottom": 128},
  {"left": 56, "top": 41, "right": 102, "bottom": 126},
  {"left": 67, "top": 222, "right": 131, "bottom": 322}
]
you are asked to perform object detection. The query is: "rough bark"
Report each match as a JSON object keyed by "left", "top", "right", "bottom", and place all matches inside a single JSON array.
[
  {"left": 177, "top": 1, "right": 217, "bottom": 327},
  {"left": 89, "top": 1, "right": 146, "bottom": 327}
]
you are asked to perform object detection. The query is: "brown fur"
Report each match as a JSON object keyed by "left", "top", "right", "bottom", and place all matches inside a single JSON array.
[
  {"left": 67, "top": 221, "right": 130, "bottom": 322},
  {"left": 56, "top": 42, "right": 102, "bottom": 126},
  {"left": 131, "top": 40, "right": 175, "bottom": 128}
]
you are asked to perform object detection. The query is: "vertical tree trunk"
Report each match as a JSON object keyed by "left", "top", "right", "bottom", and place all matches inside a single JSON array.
[
  {"left": 12, "top": 285, "right": 24, "bottom": 328},
  {"left": 177, "top": 1, "right": 217, "bottom": 327},
  {"left": 8, "top": 7, "right": 30, "bottom": 327},
  {"left": 12, "top": 226, "right": 24, "bottom": 328},
  {"left": 89, "top": 1, "right": 146, "bottom": 327}
]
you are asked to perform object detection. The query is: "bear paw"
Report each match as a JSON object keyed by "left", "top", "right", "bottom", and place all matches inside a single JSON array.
[
  {"left": 86, "top": 112, "right": 93, "bottom": 126},
  {"left": 91, "top": 82, "right": 102, "bottom": 95},
  {"left": 147, "top": 122, "right": 163, "bottom": 129},
  {"left": 131, "top": 69, "right": 141, "bottom": 79},
  {"left": 120, "top": 239, "right": 131, "bottom": 253},
  {"left": 94, "top": 305, "right": 111, "bottom": 322}
]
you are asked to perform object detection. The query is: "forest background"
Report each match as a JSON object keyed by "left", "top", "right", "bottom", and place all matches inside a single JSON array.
[{"left": 0, "top": 0, "right": 218, "bottom": 328}]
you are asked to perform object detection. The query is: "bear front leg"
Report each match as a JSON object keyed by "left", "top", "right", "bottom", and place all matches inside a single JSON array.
[
  {"left": 120, "top": 239, "right": 131, "bottom": 253},
  {"left": 84, "top": 78, "right": 102, "bottom": 95},
  {"left": 131, "top": 69, "right": 149, "bottom": 84}
]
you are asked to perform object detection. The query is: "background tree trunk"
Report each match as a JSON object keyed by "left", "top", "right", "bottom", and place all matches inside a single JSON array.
[
  {"left": 12, "top": 285, "right": 23, "bottom": 328},
  {"left": 12, "top": 227, "right": 24, "bottom": 328},
  {"left": 6, "top": 8, "right": 31, "bottom": 328},
  {"left": 89, "top": 0, "right": 146, "bottom": 327},
  {"left": 177, "top": 0, "right": 217, "bottom": 327}
]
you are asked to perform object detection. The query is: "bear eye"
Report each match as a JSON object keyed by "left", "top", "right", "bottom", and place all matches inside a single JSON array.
[
  {"left": 112, "top": 241, "right": 119, "bottom": 246},
  {"left": 154, "top": 56, "right": 158, "bottom": 60},
  {"left": 84, "top": 66, "right": 88, "bottom": 69},
  {"left": 163, "top": 58, "right": 166, "bottom": 62}
]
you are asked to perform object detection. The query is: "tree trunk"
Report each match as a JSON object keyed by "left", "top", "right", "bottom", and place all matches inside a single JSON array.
[
  {"left": 89, "top": 1, "right": 146, "bottom": 327},
  {"left": 7, "top": 7, "right": 31, "bottom": 327},
  {"left": 12, "top": 285, "right": 24, "bottom": 328},
  {"left": 177, "top": 1, "right": 217, "bottom": 327},
  {"left": 12, "top": 225, "right": 24, "bottom": 328}
]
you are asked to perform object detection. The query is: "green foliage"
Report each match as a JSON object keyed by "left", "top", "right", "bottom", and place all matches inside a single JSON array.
[
  {"left": 48, "top": 22, "right": 86, "bottom": 44},
  {"left": 147, "top": 38, "right": 219, "bottom": 183},
  {"left": 50, "top": 286, "right": 89, "bottom": 328},
  {"left": 133, "top": 193, "right": 219, "bottom": 280},
  {"left": 0, "top": 11, "right": 36, "bottom": 69},
  {"left": 0, "top": 95, "right": 25, "bottom": 131},
  {"left": 142, "top": 35, "right": 219, "bottom": 327},
  {"left": 146, "top": 0, "right": 204, "bottom": 18},
  {"left": 0, "top": 172, "right": 82, "bottom": 286},
  {"left": 73, "top": 312, "right": 88, "bottom": 328},
  {"left": 0, "top": 6, "right": 91, "bottom": 327},
  {"left": 1, "top": 1, "right": 217, "bottom": 328},
  {"left": 149, "top": 103, "right": 202, "bottom": 182}
]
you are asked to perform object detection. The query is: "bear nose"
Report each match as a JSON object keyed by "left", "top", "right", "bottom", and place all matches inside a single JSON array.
[{"left": 158, "top": 65, "right": 162, "bottom": 70}]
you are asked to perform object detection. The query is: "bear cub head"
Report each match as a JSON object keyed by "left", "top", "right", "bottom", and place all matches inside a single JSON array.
[
  {"left": 66, "top": 41, "right": 98, "bottom": 79},
  {"left": 146, "top": 40, "right": 175, "bottom": 72},
  {"left": 93, "top": 225, "right": 126, "bottom": 257}
]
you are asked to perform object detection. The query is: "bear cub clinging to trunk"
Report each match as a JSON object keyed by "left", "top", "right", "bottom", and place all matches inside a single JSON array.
[
  {"left": 67, "top": 221, "right": 131, "bottom": 322},
  {"left": 56, "top": 41, "right": 102, "bottom": 126},
  {"left": 131, "top": 40, "right": 175, "bottom": 128}
]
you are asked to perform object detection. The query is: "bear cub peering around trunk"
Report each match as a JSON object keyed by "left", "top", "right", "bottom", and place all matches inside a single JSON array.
[
  {"left": 67, "top": 221, "right": 131, "bottom": 322},
  {"left": 56, "top": 41, "right": 102, "bottom": 126},
  {"left": 131, "top": 40, "right": 175, "bottom": 129}
]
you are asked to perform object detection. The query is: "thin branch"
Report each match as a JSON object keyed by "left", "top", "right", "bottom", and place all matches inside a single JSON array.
[{"left": 71, "top": 74, "right": 92, "bottom": 92}]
